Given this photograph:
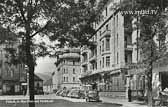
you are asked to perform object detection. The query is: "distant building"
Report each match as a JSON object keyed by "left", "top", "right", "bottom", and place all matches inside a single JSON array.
[
  {"left": 0, "top": 39, "right": 44, "bottom": 95},
  {"left": 52, "top": 71, "right": 58, "bottom": 92},
  {"left": 54, "top": 48, "right": 81, "bottom": 89},
  {"left": 43, "top": 78, "right": 53, "bottom": 94},
  {"left": 21, "top": 74, "right": 44, "bottom": 95},
  {"left": 0, "top": 39, "right": 25, "bottom": 95}
]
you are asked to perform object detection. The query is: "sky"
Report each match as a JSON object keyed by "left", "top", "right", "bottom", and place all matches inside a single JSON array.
[
  {"left": 34, "top": 33, "right": 58, "bottom": 74},
  {"left": 35, "top": 56, "right": 56, "bottom": 74}
]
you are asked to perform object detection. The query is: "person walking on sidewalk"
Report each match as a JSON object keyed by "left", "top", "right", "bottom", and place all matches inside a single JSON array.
[{"left": 128, "top": 87, "right": 132, "bottom": 102}]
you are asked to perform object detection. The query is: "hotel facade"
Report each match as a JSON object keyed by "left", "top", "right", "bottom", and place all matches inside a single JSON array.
[{"left": 80, "top": 0, "right": 140, "bottom": 98}]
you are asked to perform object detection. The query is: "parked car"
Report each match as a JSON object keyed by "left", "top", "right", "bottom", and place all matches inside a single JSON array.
[
  {"left": 56, "top": 89, "right": 63, "bottom": 96},
  {"left": 85, "top": 90, "right": 100, "bottom": 102},
  {"left": 67, "top": 89, "right": 85, "bottom": 99},
  {"left": 78, "top": 90, "right": 85, "bottom": 99},
  {"left": 61, "top": 90, "right": 70, "bottom": 97},
  {"left": 69, "top": 90, "right": 79, "bottom": 98}
]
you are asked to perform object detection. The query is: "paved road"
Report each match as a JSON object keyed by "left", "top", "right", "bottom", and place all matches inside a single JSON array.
[{"left": 0, "top": 99, "right": 122, "bottom": 107}]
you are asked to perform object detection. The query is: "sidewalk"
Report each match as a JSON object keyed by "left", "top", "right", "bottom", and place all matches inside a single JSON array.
[
  {"left": 100, "top": 97, "right": 147, "bottom": 107},
  {"left": 0, "top": 95, "right": 148, "bottom": 107},
  {"left": 0, "top": 95, "right": 85, "bottom": 102}
]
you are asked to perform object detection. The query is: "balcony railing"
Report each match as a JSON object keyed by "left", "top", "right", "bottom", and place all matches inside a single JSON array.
[
  {"left": 100, "top": 30, "right": 111, "bottom": 40},
  {"left": 125, "top": 42, "right": 133, "bottom": 51}
]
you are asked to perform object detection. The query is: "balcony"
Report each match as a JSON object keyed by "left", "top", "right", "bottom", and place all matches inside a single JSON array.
[
  {"left": 81, "top": 70, "right": 92, "bottom": 77},
  {"left": 89, "top": 55, "right": 97, "bottom": 62},
  {"left": 89, "top": 51, "right": 97, "bottom": 62},
  {"left": 125, "top": 42, "right": 133, "bottom": 51},
  {"left": 81, "top": 60, "right": 88, "bottom": 66},
  {"left": 100, "top": 30, "right": 111, "bottom": 40},
  {"left": 81, "top": 46, "right": 88, "bottom": 54}
]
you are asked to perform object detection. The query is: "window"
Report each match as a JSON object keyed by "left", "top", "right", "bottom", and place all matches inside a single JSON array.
[
  {"left": 10, "top": 70, "right": 14, "bottom": 77},
  {"left": 100, "top": 60, "right": 101, "bottom": 68},
  {"left": 100, "top": 46, "right": 101, "bottom": 54},
  {"left": 73, "top": 61, "right": 75, "bottom": 65},
  {"left": 106, "top": 38, "right": 110, "bottom": 51},
  {"left": 64, "top": 68, "right": 65, "bottom": 74},
  {"left": 116, "top": 15, "right": 118, "bottom": 28},
  {"left": 117, "top": 34, "right": 118, "bottom": 47},
  {"left": 106, "top": 7, "right": 108, "bottom": 16},
  {"left": 99, "top": 30, "right": 101, "bottom": 36},
  {"left": 66, "top": 77, "right": 68, "bottom": 82},
  {"left": 95, "top": 34, "right": 97, "bottom": 41},
  {"left": 102, "top": 57, "right": 104, "bottom": 68},
  {"left": 73, "top": 77, "right": 75, "bottom": 82},
  {"left": 66, "top": 68, "right": 68, "bottom": 74},
  {"left": 106, "top": 56, "right": 110, "bottom": 67},
  {"left": 63, "top": 77, "right": 66, "bottom": 82},
  {"left": 117, "top": 52, "right": 119, "bottom": 64},
  {"left": 102, "top": 40, "right": 104, "bottom": 52},
  {"left": 73, "top": 68, "right": 75, "bottom": 74},
  {"left": 106, "top": 24, "right": 109, "bottom": 31}
]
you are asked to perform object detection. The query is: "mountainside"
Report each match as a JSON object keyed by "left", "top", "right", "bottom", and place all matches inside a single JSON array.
[{"left": 35, "top": 72, "right": 52, "bottom": 83}]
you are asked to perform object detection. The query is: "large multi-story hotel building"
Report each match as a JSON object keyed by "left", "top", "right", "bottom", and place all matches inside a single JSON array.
[
  {"left": 54, "top": 48, "right": 81, "bottom": 89},
  {"left": 80, "top": 0, "right": 140, "bottom": 98}
]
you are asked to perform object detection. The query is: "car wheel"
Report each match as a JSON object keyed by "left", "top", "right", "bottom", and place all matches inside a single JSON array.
[{"left": 88, "top": 98, "right": 90, "bottom": 102}]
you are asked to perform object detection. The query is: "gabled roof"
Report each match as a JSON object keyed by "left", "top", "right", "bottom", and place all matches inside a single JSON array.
[
  {"left": 34, "top": 74, "right": 43, "bottom": 81},
  {"left": 43, "top": 78, "right": 52, "bottom": 85},
  {"left": 35, "top": 72, "right": 52, "bottom": 82}
]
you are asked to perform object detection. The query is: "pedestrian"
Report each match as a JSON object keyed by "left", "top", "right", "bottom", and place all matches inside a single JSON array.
[{"left": 128, "top": 87, "right": 132, "bottom": 102}]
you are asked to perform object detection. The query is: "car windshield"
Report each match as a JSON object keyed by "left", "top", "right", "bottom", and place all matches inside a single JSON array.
[{"left": 88, "top": 91, "right": 97, "bottom": 93}]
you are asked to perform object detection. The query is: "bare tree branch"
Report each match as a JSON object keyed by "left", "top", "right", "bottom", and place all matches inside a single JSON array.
[
  {"left": 14, "top": 0, "right": 27, "bottom": 23},
  {"left": 30, "top": 20, "right": 50, "bottom": 38}
]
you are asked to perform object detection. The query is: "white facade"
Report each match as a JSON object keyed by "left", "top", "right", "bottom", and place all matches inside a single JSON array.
[
  {"left": 80, "top": 0, "right": 139, "bottom": 98},
  {"left": 54, "top": 48, "right": 81, "bottom": 90}
]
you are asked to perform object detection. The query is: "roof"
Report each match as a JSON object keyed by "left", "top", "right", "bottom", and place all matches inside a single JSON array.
[
  {"left": 36, "top": 72, "right": 52, "bottom": 82},
  {"left": 43, "top": 78, "right": 52, "bottom": 85},
  {"left": 34, "top": 74, "right": 43, "bottom": 81}
]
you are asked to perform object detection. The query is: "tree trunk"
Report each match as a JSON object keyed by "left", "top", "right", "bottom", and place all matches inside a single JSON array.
[
  {"left": 29, "top": 61, "right": 35, "bottom": 107},
  {"left": 147, "top": 88, "right": 153, "bottom": 107},
  {"left": 147, "top": 63, "right": 153, "bottom": 107},
  {"left": 25, "top": 36, "right": 35, "bottom": 107}
]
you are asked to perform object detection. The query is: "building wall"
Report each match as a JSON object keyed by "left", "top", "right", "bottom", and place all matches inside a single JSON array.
[
  {"left": 54, "top": 49, "right": 81, "bottom": 90},
  {"left": 0, "top": 41, "right": 26, "bottom": 95},
  {"left": 52, "top": 71, "right": 58, "bottom": 90},
  {"left": 80, "top": 0, "right": 139, "bottom": 98}
]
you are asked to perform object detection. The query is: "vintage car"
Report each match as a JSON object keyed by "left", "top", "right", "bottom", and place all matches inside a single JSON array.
[
  {"left": 67, "top": 89, "right": 85, "bottom": 99},
  {"left": 85, "top": 90, "right": 100, "bottom": 102}
]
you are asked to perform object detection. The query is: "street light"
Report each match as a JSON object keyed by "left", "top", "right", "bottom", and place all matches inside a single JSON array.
[
  {"left": 25, "top": 65, "right": 29, "bottom": 96},
  {"left": 0, "top": 49, "right": 2, "bottom": 95}
]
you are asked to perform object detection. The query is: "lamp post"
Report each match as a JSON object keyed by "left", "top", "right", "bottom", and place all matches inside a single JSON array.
[
  {"left": 0, "top": 49, "right": 2, "bottom": 95},
  {"left": 25, "top": 65, "right": 29, "bottom": 96}
]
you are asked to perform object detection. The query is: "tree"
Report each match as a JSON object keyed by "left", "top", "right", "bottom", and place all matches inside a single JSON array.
[
  {"left": 120, "top": 0, "right": 168, "bottom": 106},
  {"left": 0, "top": 0, "right": 106, "bottom": 107}
]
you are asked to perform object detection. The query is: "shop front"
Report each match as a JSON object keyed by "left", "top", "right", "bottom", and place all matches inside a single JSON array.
[
  {"left": 126, "top": 63, "right": 147, "bottom": 101},
  {"left": 2, "top": 80, "right": 21, "bottom": 95}
]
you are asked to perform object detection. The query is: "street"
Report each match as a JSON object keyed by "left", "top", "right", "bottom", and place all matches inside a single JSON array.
[{"left": 0, "top": 99, "right": 122, "bottom": 107}]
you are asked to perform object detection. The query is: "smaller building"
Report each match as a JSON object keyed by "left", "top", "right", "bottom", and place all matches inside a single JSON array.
[
  {"left": 21, "top": 74, "right": 43, "bottom": 95},
  {"left": 54, "top": 48, "right": 81, "bottom": 90},
  {"left": 43, "top": 78, "right": 53, "bottom": 94}
]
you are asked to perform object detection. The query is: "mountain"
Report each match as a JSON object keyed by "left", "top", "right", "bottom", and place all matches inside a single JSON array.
[{"left": 35, "top": 72, "right": 52, "bottom": 83}]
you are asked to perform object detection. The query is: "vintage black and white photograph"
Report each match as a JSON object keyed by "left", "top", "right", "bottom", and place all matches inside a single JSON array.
[{"left": 0, "top": 0, "right": 168, "bottom": 107}]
